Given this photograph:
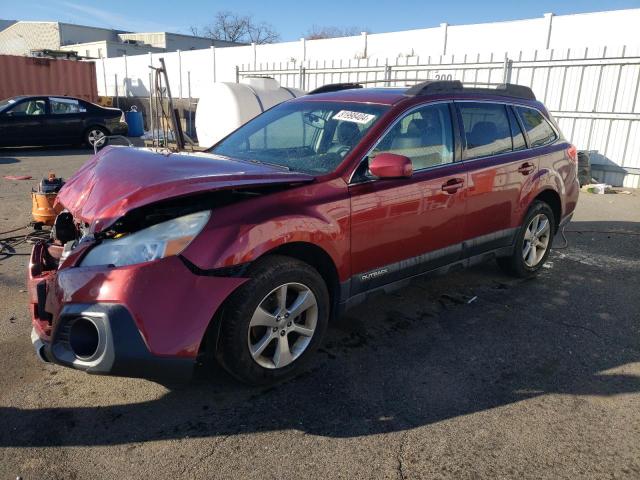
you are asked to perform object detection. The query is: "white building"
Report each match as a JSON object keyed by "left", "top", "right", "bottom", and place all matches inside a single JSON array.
[
  {"left": 0, "top": 21, "right": 237, "bottom": 58},
  {"left": 118, "top": 32, "right": 238, "bottom": 51},
  {"left": 59, "top": 39, "right": 164, "bottom": 59}
]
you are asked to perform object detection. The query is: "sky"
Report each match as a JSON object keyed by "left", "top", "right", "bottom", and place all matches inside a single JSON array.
[{"left": 1, "top": 0, "right": 639, "bottom": 40}]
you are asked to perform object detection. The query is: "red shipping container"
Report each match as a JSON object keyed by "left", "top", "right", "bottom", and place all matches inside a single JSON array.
[{"left": 0, "top": 55, "right": 98, "bottom": 102}]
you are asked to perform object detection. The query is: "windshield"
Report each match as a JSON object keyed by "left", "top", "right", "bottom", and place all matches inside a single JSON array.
[
  {"left": 0, "top": 97, "right": 19, "bottom": 111},
  {"left": 211, "top": 101, "right": 389, "bottom": 174}
]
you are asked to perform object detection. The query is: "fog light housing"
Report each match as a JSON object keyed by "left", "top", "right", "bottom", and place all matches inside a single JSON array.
[{"left": 69, "top": 317, "right": 100, "bottom": 359}]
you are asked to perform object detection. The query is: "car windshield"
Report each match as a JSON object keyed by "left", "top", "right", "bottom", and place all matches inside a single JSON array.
[
  {"left": 211, "top": 101, "right": 389, "bottom": 174},
  {"left": 0, "top": 97, "right": 19, "bottom": 111}
]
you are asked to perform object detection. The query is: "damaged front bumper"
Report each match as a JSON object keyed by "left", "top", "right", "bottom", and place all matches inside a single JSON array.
[
  {"left": 28, "top": 240, "right": 248, "bottom": 381},
  {"left": 30, "top": 303, "right": 194, "bottom": 380}
]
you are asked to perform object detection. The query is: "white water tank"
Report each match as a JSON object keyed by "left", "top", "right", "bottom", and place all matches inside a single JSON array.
[{"left": 195, "top": 77, "right": 304, "bottom": 147}]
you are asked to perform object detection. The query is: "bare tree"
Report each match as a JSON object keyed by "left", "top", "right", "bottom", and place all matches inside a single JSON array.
[
  {"left": 247, "top": 21, "right": 281, "bottom": 44},
  {"left": 305, "top": 25, "right": 367, "bottom": 40},
  {"left": 191, "top": 11, "right": 280, "bottom": 44}
]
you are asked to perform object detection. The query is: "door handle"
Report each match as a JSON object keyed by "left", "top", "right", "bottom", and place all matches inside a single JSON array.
[
  {"left": 442, "top": 178, "right": 464, "bottom": 194},
  {"left": 518, "top": 162, "right": 536, "bottom": 175}
]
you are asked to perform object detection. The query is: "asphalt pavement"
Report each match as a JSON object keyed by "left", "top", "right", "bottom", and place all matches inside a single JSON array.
[{"left": 0, "top": 147, "right": 638, "bottom": 479}]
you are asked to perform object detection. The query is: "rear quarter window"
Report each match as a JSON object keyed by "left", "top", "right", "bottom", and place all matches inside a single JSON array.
[{"left": 516, "top": 106, "right": 557, "bottom": 148}]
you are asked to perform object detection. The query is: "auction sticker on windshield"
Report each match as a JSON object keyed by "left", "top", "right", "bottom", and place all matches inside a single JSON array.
[{"left": 333, "top": 110, "right": 377, "bottom": 124}]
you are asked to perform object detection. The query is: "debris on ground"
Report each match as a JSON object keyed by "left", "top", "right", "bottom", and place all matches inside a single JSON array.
[
  {"left": 581, "top": 183, "right": 609, "bottom": 194},
  {"left": 3, "top": 175, "right": 32, "bottom": 181},
  {"left": 580, "top": 183, "right": 633, "bottom": 195},
  {"left": 439, "top": 293, "right": 479, "bottom": 307}
]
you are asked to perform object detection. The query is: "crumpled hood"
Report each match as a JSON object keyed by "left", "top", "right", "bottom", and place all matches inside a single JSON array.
[{"left": 57, "top": 146, "right": 314, "bottom": 232}]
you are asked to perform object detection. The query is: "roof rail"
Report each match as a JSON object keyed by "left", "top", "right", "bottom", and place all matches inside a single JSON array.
[
  {"left": 308, "top": 83, "right": 363, "bottom": 94},
  {"left": 306, "top": 79, "right": 536, "bottom": 100},
  {"left": 405, "top": 80, "right": 536, "bottom": 100}
]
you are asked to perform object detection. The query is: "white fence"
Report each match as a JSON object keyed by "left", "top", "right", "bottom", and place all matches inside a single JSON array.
[
  {"left": 236, "top": 46, "right": 640, "bottom": 188},
  {"left": 93, "top": 9, "right": 640, "bottom": 186},
  {"left": 95, "top": 9, "right": 640, "bottom": 99}
]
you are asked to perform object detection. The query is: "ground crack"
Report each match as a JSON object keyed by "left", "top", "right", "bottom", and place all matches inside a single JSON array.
[
  {"left": 396, "top": 431, "right": 409, "bottom": 480},
  {"left": 556, "top": 321, "right": 603, "bottom": 339},
  {"left": 180, "top": 433, "right": 233, "bottom": 476}
]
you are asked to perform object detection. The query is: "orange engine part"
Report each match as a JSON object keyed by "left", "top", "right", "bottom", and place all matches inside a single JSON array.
[{"left": 32, "top": 192, "right": 63, "bottom": 226}]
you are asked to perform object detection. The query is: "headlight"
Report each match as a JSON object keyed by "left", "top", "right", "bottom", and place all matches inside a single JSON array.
[{"left": 80, "top": 211, "right": 210, "bottom": 267}]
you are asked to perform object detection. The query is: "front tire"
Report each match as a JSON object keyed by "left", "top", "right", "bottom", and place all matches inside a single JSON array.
[
  {"left": 497, "top": 201, "right": 555, "bottom": 277},
  {"left": 217, "top": 255, "right": 330, "bottom": 386}
]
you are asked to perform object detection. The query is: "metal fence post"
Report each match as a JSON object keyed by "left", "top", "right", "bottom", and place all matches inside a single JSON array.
[
  {"left": 299, "top": 65, "right": 306, "bottom": 90},
  {"left": 177, "top": 49, "right": 182, "bottom": 99},
  {"left": 211, "top": 46, "right": 216, "bottom": 82},
  {"left": 101, "top": 57, "right": 107, "bottom": 96},
  {"left": 252, "top": 42, "right": 257, "bottom": 69},
  {"left": 384, "top": 63, "right": 392, "bottom": 85},
  {"left": 300, "top": 37, "right": 306, "bottom": 63},
  {"left": 361, "top": 31, "right": 368, "bottom": 59},
  {"left": 187, "top": 70, "right": 192, "bottom": 136},
  {"left": 114, "top": 74, "right": 119, "bottom": 107},
  {"left": 543, "top": 13, "right": 554, "bottom": 50},
  {"left": 440, "top": 23, "right": 449, "bottom": 56},
  {"left": 148, "top": 71, "right": 153, "bottom": 134},
  {"left": 123, "top": 54, "right": 128, "bottom": 97},
  {"left": 502, "top": 54, "right": 513, "bottom": 83},
  {"left": 235, "top": 65, "right": 240, "bottom": 83}
]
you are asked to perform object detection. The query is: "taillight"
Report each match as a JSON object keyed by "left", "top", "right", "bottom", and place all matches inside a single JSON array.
[{"left": 567, "top": 145, "right": 578, "bottom": 164}]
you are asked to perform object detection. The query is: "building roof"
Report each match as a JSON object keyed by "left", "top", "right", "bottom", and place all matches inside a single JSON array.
[{"left": 0, "top": 19, "right": 16, "bottom": 32}]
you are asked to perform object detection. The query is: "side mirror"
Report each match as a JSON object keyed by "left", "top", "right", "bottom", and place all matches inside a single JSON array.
[{"left": 369, "top": 153, "right": 413, "bottom": 179}]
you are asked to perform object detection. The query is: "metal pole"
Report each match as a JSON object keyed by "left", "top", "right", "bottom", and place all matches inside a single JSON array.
[
  {"left": 502, "top": 54, "right": 510, "bottom": 83},
  {"left": 123, "top": 54, "right": 128, "bottom": 97},
  {"left": 148, "top": 71, "right": 154, "bottom": 138},
  {"left": 252, "top": 42, "right": 257, "bottom": 69},
  {"left": 235, "top": 65, "right": 240, "bottom": 83},
  {"left": 114, "top": 74, "right": 119, "bottom": 108},
  {"left": 101, "top": 57, "right": 107, "bottom": 97},
  {"left": 211, "top": 46, "right": 216, "bottom": 82},
  {"left": 385, "top": 64, "right": 392, "bottom": 85},
  {"left": 177, "top": 49, "right": 183, "bottom": 99},
  {"left": 188, "top": 71, "right": 192, "bottom": 137},
  {"left": 159, "top": 57, "right": 184, "bottom": 150}
]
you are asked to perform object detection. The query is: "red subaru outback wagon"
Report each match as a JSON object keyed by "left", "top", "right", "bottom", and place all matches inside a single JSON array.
[{"left": 29, "top": 81, "right": 579, "bottom": 385}]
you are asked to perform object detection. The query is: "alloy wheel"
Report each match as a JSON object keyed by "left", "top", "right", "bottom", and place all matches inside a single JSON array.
[
  {"left": 247, "top": 282, "right": 318, "bottom": 369},
  {"left": 88, "top": 129, "right": 106, "bottom": 147},
  {"left": 522, "top": 213, "right": 551, "bottom": 267}
]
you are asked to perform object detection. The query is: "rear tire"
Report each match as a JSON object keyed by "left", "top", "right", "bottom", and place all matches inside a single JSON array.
[
  {"left": 216, "top": 255, "right": 330, "bottom": 386},
  {"left": 497, "top": 200, "right": 555, "bottom": 278},
  {"left": 84, "top": 126, "right": 109, "bottom": 149}
]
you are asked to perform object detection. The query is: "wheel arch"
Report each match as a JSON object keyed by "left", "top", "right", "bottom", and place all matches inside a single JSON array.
[
  {"left": 532, "top": 188, "right": 562, "bottom": 231},
  {"left": 198, "top": 241, "right": 342, "bottom": 361},
  {"left": 264, "top": 242, "right": 341, "bottom": 320}
]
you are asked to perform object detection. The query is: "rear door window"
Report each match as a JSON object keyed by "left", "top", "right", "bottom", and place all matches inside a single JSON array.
[
  {"left": 50, "top": 97, "right": 86, "bottom": 114},
  {"left": 459, "top": 103, "right": 512, "bottom": 160},
  {"left": 516, "top": 106, "right": 557, "bottom": 148}
]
